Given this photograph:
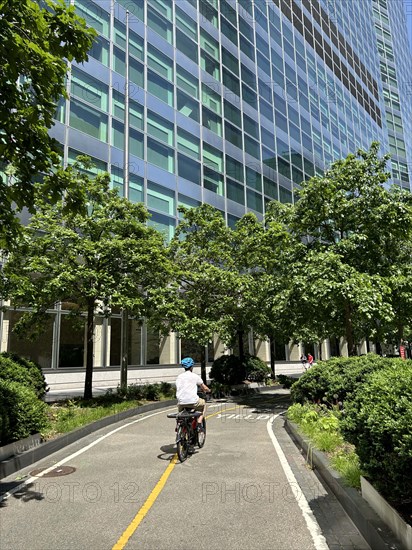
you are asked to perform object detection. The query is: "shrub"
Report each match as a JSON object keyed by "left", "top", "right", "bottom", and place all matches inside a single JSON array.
[
  {"left": 244, "top": 355, "right": 271, "bottom": 382},
  {"left": 159, "top": 382, "right": 175, "bottom": 398},
  {"left": 143, "top": 384, "right": 161, "bottom": 401},
  {"left": 276, "top": 374, "right": 296, "bottom": 388},
  {"left": 340, "top": 363, "right": 412, "bottom": 503},
  {"left": 210, "top": 355, "right": 244, "bottom": 385},
  {"left": 210, "top": 354, "right": 270, "bottom": 385},
  {"left": 0, "top": 352, "right": 48, "bottom": 398},
  {"left": 0, "top": 380, "right": 49, "bottom": 445},
  {"left": 290, "top": 354, "right": 401, "bottom": 405}
]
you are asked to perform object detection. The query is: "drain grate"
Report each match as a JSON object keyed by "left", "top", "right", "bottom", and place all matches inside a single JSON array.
[{"left": 29, "top": 466, "right": 76, "bottom": 477}]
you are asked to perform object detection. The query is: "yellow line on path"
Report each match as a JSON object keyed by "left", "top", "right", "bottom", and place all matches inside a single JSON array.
[{"left": 112, "top": 404, "right": 239, "bottom": 550}]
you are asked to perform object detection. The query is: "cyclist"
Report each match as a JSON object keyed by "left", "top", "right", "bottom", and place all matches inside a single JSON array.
[{"left": 176, "top": 357, "right": 210, "bottom": 431}]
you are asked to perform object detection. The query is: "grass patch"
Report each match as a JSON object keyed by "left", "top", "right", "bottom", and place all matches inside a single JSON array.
[
  {"left": 43, "top": 383, "right": 176, "bottom": 440},
  {"left": 287, "top": 402, "right": 362, "bottom": 489}
]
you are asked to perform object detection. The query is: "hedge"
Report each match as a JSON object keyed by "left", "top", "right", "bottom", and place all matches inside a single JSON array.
[
  {"left": 340, "top": 363, "right": 412, "bottom": 503},
  {"left": 289, "top": 354, "right": 407, "bottom": 405},
  {"left": 0, "top": 352, "right": 48, "bottom": 398},
  {"left": 0, "top": 380, "right": 49, "bottom": 445}
]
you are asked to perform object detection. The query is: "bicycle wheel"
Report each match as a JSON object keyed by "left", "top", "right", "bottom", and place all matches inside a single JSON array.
[
  {"left": 197, "top": 418, "right": 206, "bottom": 448},
  {"left": 176, "top": 425, "right": 189, "bottom": 462}
]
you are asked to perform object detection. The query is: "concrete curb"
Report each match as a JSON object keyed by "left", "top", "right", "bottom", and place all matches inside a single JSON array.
[
  {"left": 0, "top": 399, "right": 177, "bottom": 480},
  {"left": 284, "top": 419, "right": 405, "bottom": 550}
]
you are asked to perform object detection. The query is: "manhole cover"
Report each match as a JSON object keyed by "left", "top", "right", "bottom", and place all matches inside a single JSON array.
[{"left": 29, "top": 466, "right": 76, "bottom": 477}]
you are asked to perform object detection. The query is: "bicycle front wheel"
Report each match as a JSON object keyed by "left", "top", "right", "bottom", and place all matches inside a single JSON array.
[
  {"left": 197, "top": 418, "right": 206, "bottom": 448},
  {"left": 177, "top": 425, "right": 189, "bottom": 462}
]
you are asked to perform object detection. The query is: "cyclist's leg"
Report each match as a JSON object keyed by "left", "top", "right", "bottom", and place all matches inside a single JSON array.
[{"left": 194, "top": 398, "right": 206, "bottom": 427}]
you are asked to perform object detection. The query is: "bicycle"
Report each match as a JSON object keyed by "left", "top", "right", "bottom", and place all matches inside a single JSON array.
[{"left": 167, "top": 392, "right": 208, "bottom": 462}]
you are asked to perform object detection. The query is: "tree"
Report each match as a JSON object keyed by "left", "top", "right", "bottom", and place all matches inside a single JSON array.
[
  {"left": 150, "top": 204, "right": 241, "bottom": 381},
  {"left": 0, "top": 0, "right": 96, "bottom": 248},
  {"left": 2, "top": 159, "right": 169, "bottom": 398},
  {"left": 291, "top": 143, "right": 412, "bottom": 355}
]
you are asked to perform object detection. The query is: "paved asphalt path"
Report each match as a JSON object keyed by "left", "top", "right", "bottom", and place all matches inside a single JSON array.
[{"left": 0, "top": 391, "right": 369, "bottom": 550}]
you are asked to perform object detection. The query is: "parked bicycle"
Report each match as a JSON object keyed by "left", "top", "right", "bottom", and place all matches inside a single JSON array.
[{"left": 167, "top": 391, "right": 208, "bottom": 462}]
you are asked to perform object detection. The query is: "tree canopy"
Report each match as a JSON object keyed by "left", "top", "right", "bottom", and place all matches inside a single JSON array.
[
  {"left": 3, "top": 159, "right": 169, "bottom": 398},
  {"left": 0, "top": 0, "right": 96, "bottom": 248}
]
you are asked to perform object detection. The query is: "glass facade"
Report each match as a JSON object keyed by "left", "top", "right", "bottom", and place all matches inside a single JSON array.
[
  {"left": 51, "top": 0, "right": 411, "bottom": 229},
  {"left": 4, "top": 0, "right": 412, "bottom": 370}
]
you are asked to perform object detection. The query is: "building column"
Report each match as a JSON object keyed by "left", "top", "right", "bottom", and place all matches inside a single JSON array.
[
  {"left": 287, "top": 340, "right": 301, "bottom": 361},
  {"left": 254, "top": 338, "right": 270, "bottom": 363},
  {"left": 94, "top": 317, "right": 104, "bottom": 368},
  {"left": 159, "top": 331, "right": 177, "bottom": 365},
  {"left": 213, "top": 335, "right": 227, "bottom": 359},
  {"left": 0, "top": 309, "right": 11, "bottom": 353}
]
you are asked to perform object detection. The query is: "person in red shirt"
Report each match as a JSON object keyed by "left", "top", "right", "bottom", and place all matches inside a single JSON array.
[{"left": 307, "top": 353, "right": 314, "bottom": 367}]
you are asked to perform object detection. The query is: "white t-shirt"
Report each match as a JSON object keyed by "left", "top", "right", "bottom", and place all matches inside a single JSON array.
[{"left": 176, "top": 370, "right": 203, "bottom": 404}]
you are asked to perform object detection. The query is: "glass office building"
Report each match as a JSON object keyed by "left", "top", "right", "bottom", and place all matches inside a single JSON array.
[{"left": 1, "top": 0, "right": 412, "bottom": 370}]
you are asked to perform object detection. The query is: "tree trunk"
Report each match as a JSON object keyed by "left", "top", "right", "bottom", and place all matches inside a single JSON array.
[
  {"left": 237, "top": 329, "right": 246, "bottom": 381},
  {"left": 120, "top": 308, "right": 129, "bottom": 391},
  {"left": 238, "top": 329, "right": 244, "bottom": 362},
  {"left": 344, "top": 302, "right": 356, "bottom": 356},
  {"left": 84, "top": 298, "right": 95, "bottom": 399},
  {"left": 200, "top": 346, "right": 207, "bottom": 384},
  {"left": 270, "top": 338, "right": 276, "bottom": 377}
]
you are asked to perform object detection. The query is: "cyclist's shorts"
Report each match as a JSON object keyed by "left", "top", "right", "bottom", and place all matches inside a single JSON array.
[{"left": 178, "top": 398, "right": 205, "bottom": 412}]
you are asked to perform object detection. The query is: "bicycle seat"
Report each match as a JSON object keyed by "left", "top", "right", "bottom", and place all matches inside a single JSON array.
[{"left": 178, "top": 410, "right": 202, "bottom": 418}]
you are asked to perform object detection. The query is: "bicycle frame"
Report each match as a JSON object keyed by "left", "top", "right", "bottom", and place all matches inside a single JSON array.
[{"left": 167, "top": 409, "right": 205, "bottom": 462}]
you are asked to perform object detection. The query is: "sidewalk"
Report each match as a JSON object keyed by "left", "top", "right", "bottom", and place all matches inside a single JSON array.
[{"left": 44, "top": 361, "right": 306, "bottom": 401}]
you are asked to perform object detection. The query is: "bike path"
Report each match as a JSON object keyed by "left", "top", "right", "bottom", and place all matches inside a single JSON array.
[{"left": 0, "top": 395, "right": 369, "bottom": 550}]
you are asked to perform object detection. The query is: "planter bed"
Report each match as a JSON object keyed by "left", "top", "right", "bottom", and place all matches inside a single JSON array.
[
  {"left": 0, "top": 399, "right": 176, "bottom": 481},
  {"left": 285, "top": 418, "right": 406, "bottom": 550}
]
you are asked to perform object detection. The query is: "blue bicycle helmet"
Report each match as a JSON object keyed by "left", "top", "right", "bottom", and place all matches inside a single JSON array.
[{"left": 181, "top": 357, "right": 194, "bottom": 369}]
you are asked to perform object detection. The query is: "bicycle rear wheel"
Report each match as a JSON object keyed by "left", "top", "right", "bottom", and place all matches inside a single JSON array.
[
  {"left": 197, "top": 418, "right": 206, "bottom": 448},
  {"left": 176, "top": 425, "right": 189, "bottom": 462}
]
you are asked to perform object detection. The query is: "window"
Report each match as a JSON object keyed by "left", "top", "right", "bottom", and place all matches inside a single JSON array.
[
  {"left": 129, "top": 173, "right": 143, "bottom": 203},
  {"left": 224, "top": 100, "right": 241, "bottom": 127},
  {"left": 226, "top": 178, "right": 245, "bottom": 205},
  {"left": 89, "top": 35, "right": 109, "bottom": 66},
  {"left": 147, "top": 45, "right": 173, "bottom": 80},
  {"left": 74, "top": 0, "right": 109, "bottom": 37},
  {"left": 225, "top": 121, "right": 242, "bottom": 148},
  {"left": 203, "top": 143, "right": 223, "bottom": 172},
  {"left": 245, "top": 135, "right": 260, "bottom": 160},
  {"left": 263, "top": 176, "right": 278, "bottom": 200},
  {"left": 177, "top": 91, "right": 199, "bottom": 121},
  {"left": 177, "top": 128, "right": 200, "bottom": 159},
  {"left": 147, "top": 180, "right": 175, "bottom": 215},
  {"left": 247, "top": 189, "right": 262, "bottom": 212},
  {"left": 222, "top": 47, "right": 239, "bottom": 75},
  {"left": 202, "top": 107, "right": 222, "bottom": 136},
  {"left": 130, "top": 58, "right": 144, "bottom": 88},
  {"left": 129, "top": 128, "right": 144, "bottom": 159},
  {"left": 226, "top": 155, "right": 244, "bottom": 182},
  {"left": 243, "top": 113, "right": 259, "bottom": 138},
  {"left": 147, "top": 138, "right": 174, "bottom": 173},
  {"left": 176, "top": 7, "right": 197, "bottom": 40},
  {"left": 71, "top": 68, "right": 108, "bottom": 111},
  {"left": 147, "top": 110, "right": 174, "bottom": 146},
  {"left": 176, "top": 66, "right": 199, "bottom": 98},
  {"left": 148, "top": 70, "right": 174, "bottom": 106},
  {"left": 202, "top": 84, "right": 221, "bottom": 114},
  {"left": 201, "top": 51, "right": 220, "bottom": 80},
  {"left": 223, "top": 69, "right": 240, "bottom": 96},
  {"left": 147, "top": 5, "right": 173, "bottom": 43},
  {"left": 176, "top": 29, "right": 198, "bottom": 63},
  {"left": 204, "top": 167, "right": 224, "bottom": 195},
  {"left": 70, "top": 99, "right": 108, "bottom": 141},
  {"left": 246, "top": 167, "right": 262, "bottom": 191},
  {"left": 178, "top": 154, "right": 201, "bottom": 184}
]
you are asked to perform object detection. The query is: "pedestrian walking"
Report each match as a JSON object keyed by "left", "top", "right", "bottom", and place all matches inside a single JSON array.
[
  {"left": 307, "top": 353, "right": 314, "bottom": 368},
  {"left": 300, "top": 353, "right": 308, "bottom": 370}
]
